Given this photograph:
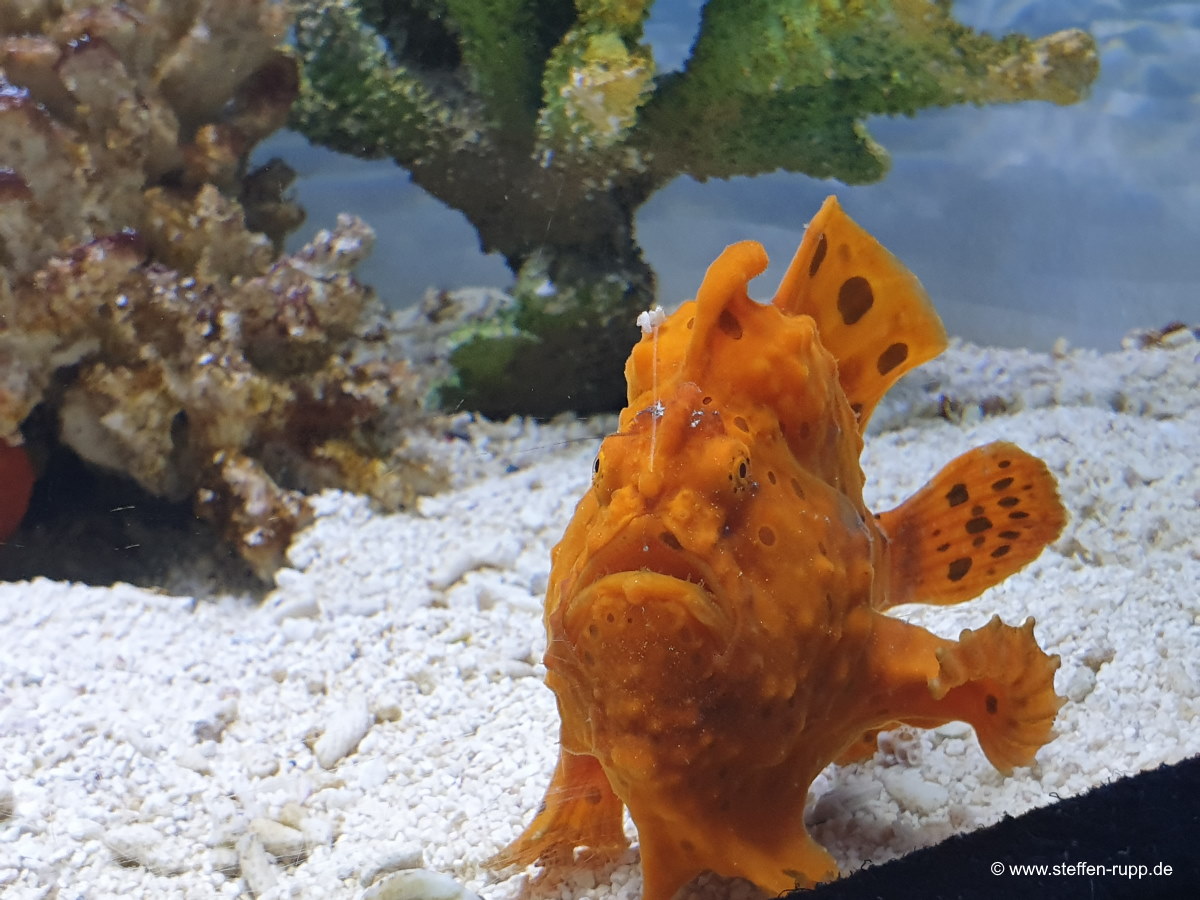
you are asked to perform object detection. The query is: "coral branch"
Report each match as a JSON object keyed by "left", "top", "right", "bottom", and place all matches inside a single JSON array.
[
  {"left": 639, "top": 1, "right": 1098, "bottom": 184},
  {"left": 292, "top": 0, "right": 1098, "bottom": 417}
]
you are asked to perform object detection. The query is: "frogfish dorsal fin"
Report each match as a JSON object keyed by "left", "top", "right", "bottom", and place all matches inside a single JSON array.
[{"left": 771, "top": 195, "right": 949, "bottom": 430}]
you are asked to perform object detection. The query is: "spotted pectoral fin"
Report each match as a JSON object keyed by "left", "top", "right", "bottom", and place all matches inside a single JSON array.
[
  {"left": 929, "top": 616, "right": 1064, "bottom": 774},
  {"left": 876, "top": 441, "right": 1066, "bottom": 608},
  {"left": 770, "top": 196, "right": 948, "bottom": 429},
  {"left": 862, "top": 614, "right": 1062, "bottom": 777}
]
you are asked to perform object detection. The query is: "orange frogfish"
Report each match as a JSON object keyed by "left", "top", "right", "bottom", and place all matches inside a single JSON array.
[{"left": 492, "top": 197, "right": 1067, "bottom": 899}]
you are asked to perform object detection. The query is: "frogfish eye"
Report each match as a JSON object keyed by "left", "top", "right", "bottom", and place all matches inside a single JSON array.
[{"left": 731, "top": 452, "right": 752, "bottom": 492}]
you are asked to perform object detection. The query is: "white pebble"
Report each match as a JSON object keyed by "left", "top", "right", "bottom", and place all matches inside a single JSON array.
[
  {"left": 280, "top": 617, "right": 319, "bottom": 643},
  {"left": 934, "top": 721, "right": 972, "bottom": 740},
  {"left": 236, "top": 832, "right": 278, "bottom": 897},
  {"left": 277, "top": 802, "right": 306, "bottom": 829},
  {"left": 427, "top": 536, "right": 521, "bottom": 590},
  {"left": 299, "top": 814, "right": 334, "bottom": 849},
  {"left": 175, "top": 747, "right": 213, "bottom": 775},
  {"left": 139, "top": 791, "right": 174, "bottom": 819},
  {"left": 248, "top": 817, "right": 308, "bottom": 864},
  {"left": 361, "top": 868, "right": 481, "bottom": 900},
  {"left": 1164, "top": 659, "right": 1197, "bottom": 698},
  {"left": 0, "top": 778, "right": 13, "bottom": 820},
  {"left": 311, "top": 787, "right": 360, "bottom": 810},
  {"left": 103, "top": 823, "right": 184, "bottom": 876},
  {"left": 1064, "top": 666, "right": 1098, "bottom": 703},
  {"left": 209, "top": 845, "right": 239, "bottom": 877},
  {"left": 353, "top": 758, "right": 391, "bottom": 790},
  {"left": 66, "top": 817, "right": 103, "bottom": 841},
  {"left": 882, "top": 767, "right": 950, "bottom": 816},
  {"left": 370, "top": 696, "right": 404, "bottom": 723},
  {"left": 314, "top": 697, "right": 374, "bottom": 769},
  {"left": 266, "top": 589, "right": 322, "bottom": 623},
  {"left": 359, "top": 845, "right": 425, "bottom": 887},
  {"left": 193, "top": 696, "right": 239, "bottom": 743},
  {"left": 243, "top": 745, "right": 280, "bottom": 778}
]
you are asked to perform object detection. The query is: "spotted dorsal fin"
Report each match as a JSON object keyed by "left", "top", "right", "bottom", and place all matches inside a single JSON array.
[{"left": 771, "top": 196, "right": 948, "bottom": 430}]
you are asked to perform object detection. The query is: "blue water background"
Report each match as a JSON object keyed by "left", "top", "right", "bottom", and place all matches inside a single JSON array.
[{"left": 258, "top": 0, "right": 1200, "bottom": 351}]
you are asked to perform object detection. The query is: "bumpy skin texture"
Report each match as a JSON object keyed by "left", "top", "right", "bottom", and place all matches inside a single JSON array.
[
  {"left": 0, "top": 1, "right": 442, "bottom": 575},
  {"left": 292, "top": 0, "right": 1098, "bottom": 417},
  {"left": 493, "top": 198, "right": 1068, "bottom": 898}
]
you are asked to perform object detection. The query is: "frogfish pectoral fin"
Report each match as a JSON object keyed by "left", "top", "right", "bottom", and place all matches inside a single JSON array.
[
  {"left": 928, "top": 615, "right": 1064, "bottom": 773},
  {"left": 487, "top": 747, "right": 627, "bottom": 872},
  {"left": 876, "top": 441, "right": 1066, "bottom": 609},
  {"left": 862, "top": 613, "right": 1063, "bottom": 776}
]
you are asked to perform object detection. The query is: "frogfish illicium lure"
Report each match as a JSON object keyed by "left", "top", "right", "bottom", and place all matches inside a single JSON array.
[{"left": 492, "top": 196, "right": 1067, "bottom": 899}]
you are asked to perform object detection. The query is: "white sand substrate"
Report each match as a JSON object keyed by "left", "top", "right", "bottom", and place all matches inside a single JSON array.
[{"left": 2, "top": 330, "right": 1198, "bottom": 899}]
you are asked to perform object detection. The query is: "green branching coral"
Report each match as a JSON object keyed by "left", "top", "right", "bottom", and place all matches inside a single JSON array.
[{"left": 292, "top": 0, "right": 1098, "bottom": 417}]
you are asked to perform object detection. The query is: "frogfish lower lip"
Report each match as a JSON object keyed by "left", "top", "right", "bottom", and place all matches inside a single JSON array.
[
  {"left": 567, "top": 519, "right": 726, "bottom": 602},
  {"left": 559, "top": 570, "right": 732, "bottom": 650},
  {"left": 552, "top": 518, "right": 734, "bottom": 650}
]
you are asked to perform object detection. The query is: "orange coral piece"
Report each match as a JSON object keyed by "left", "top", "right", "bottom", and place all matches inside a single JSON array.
[
  {"left": 492, "top": 197, "right": 1067, "bottom": 899},
  {"left": 0, "top": 439, "right": 34, "bottom": 541}
]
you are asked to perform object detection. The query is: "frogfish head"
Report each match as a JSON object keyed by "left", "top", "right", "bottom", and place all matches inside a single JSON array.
[{"left": 549, "top": 379, "right": 758, "bottom": 652}]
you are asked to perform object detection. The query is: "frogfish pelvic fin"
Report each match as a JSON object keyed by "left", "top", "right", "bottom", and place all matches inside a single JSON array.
[{"left": 490, "top": 196, "right": 1067, "bottom": 899}]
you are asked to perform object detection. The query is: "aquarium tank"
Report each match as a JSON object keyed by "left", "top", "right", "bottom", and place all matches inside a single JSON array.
[
  {"left": 0, "top": 2, "right": 1197, "bottom": 900},
  {"left": 272, "top": 0, "right": 1196, "bottom": 415}
]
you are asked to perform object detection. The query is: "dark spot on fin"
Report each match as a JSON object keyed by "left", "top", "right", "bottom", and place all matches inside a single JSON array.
[
  {"left": 809, "top": 232, "right": 828, "bottom": 277},
  {"left": 838, "top": 276, "right": 874, "bottom": 325},
  {"left": 877, "top": 342, "right": 908, "bottom": 375},
  {"left": 947, "top": 557, "right": 972, "bottom": 581},
  {"left": 768, "top": 196, "right": 949, "bottom": 432}
]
